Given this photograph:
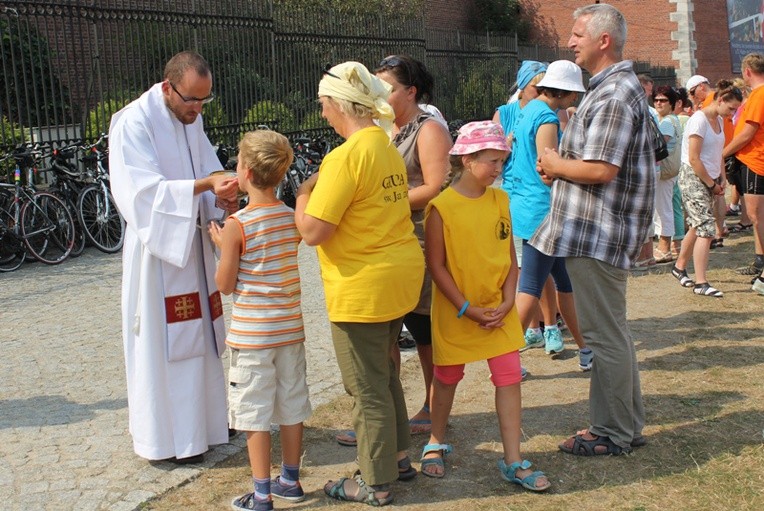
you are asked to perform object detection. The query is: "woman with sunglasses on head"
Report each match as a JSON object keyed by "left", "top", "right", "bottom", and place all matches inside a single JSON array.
[
  {"left": 295, "top": 61, "right": 424, "bottom": 506},
  {"left": 672, "top": 80, "right": 743, "bottom": 297},
  {"left": 374, "top": 54, "right": 453, "bottom": 438}
]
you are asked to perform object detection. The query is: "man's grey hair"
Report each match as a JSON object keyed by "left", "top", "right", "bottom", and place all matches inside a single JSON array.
[{"left": 573, "top": 3, "right": 627, "bottom": 54}]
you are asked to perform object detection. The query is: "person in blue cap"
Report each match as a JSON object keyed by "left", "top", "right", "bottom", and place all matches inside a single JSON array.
[
  {"left": 493, "top": 61, "right": 553, "bottom": 370},
  {"left": 492, "top": 60, "right": 548, "bottom": 214}
]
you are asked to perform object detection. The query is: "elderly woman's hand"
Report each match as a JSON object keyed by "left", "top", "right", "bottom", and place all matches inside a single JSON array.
[{"left": 297, "top": 172, "right": 319, "bottom": 196}]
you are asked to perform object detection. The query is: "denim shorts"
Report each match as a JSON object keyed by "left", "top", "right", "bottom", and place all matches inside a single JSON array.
[{"left": 517, "top": 240, "right": 573, "bottom": 297}]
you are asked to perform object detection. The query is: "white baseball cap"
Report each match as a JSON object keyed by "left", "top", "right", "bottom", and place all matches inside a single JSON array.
[
  {"left": 686, "top": 75, "right": 709, "bottom": 91},
  {"left": 535, "top": 60, "right": 586, "bottom": 93}
]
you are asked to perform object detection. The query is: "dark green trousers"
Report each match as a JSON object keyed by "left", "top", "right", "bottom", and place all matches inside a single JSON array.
[{"left": 330, "top": 317, "right": 410, "bottom": 485}]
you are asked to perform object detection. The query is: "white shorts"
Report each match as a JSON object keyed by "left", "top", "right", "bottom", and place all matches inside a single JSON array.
[{"left": 228, "top": 343, "right": 312, "bottom": 432}]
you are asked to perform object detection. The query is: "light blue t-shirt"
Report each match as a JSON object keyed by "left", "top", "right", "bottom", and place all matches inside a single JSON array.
[
  {"left": 505, "top": 99, "right": 559, "bottom": 240},
  {"left": 497, "top": 102, "right": 522, "bottom": 192},
  {"left": 659, "top": 114, "right": 679, "bottom": 153}
]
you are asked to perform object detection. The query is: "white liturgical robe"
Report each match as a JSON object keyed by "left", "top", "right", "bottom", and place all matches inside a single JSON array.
[{"left": 109, "top": 83, "right": 228, "bottom": 460}]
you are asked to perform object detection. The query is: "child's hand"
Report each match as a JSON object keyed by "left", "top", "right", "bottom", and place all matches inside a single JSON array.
[
  {"left": 481, "top": 301, "right": 512, "bottom": 329},
  {"left": 207, "top": 220, "right": 224, "bottom": 248},
  {"left": 464, "top": 305, "right": 505, "bottom": 329}
]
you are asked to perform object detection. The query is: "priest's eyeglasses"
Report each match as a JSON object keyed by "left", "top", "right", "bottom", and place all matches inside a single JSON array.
[{"left": 169, "top": 82, "right": 215, "bottom": 105}]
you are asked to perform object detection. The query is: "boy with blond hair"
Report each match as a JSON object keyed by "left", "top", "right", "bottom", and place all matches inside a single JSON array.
[{"left": 209, "top": 130, "right": 311, "bottom": 511}]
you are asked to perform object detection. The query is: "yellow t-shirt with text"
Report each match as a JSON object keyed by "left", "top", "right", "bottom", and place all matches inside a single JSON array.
[{"left": 305, "top": 126, "right": 424, "bottom": 322}]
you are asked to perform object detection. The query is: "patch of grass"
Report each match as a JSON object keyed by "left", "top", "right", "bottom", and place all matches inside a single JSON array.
[{"left": 144, "top": 236, "right": 764, "bottom": 511}]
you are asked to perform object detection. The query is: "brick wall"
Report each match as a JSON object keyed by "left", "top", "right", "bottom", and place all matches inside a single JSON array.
[
  {"left": 517, "top": 0, "right": 734, "bottom": 84},
  {"left": 426, "top": 0, "right": 477, "bottom": 30},
  {"left": 519, "top": 1, "right": 678, "bottom": 66},
  {"left": 692, "top": 0, "right": 733, "bottom": 83}
]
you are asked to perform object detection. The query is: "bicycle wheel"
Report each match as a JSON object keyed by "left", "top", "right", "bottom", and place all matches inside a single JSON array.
[
  {"left": 70, "top": 217, "right": 87, "bottom": 257},
  {"left": 49, "top": 189, "right": 86, "bottom": 257},
  {"left": 20, "top": 192, "right": 75, "bottom": 264},
  {"left": 77, "top": 185, "right": 125, "bottom": 253},
  {"left": 65, "top": 195, "right": 86, "bottom": 257},
  {"left": 0, "top": 204, "right": 26, "bottom": 272}
]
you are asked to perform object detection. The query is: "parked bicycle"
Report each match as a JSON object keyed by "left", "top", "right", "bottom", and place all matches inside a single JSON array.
[
  {"left": 40, "top": 144, "right": 89, "bottom": 257},
  {"left": 0, "top": 149, "right": 76, "bottom": 271},
  {"left": 277, "top": 136, "right": 330, "bottom": 209},
  {"left": 78, "top": 135, "right": 126, "bottom": 253}
]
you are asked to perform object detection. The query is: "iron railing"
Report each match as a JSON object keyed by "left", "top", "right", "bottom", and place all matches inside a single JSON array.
[{"left": 0, "top": 0, "right": 676, "bottom": 152}]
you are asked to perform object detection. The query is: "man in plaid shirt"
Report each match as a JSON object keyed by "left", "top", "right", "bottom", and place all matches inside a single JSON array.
[{"left": 530, "top": 3, "right": 655, "bottom": 456}]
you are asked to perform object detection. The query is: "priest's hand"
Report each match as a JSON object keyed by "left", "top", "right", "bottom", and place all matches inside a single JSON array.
[
  {"left": 212, "top": 175, "right": 240, "bottom": 202},
  {"left": 194, "top": 173, "right": 239, "bottom": 200}
]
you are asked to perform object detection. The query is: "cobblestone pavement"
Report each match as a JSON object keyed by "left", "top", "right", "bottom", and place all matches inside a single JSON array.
[{"left": 0, "top": 245, "right": 359, "bottom": 510}]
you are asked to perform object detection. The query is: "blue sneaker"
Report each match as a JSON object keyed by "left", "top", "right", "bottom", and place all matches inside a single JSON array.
[
  {"left": 230, "top": 493, "right": 273, "bottom": 511},
  {"left": 521, "top": 366, "right": 528, "bottom": 381},
  {"left": 521, "top": 329, "right": 545, "bottom": 351},
  {"left": 271, "top": 476, "right": 305, "bottom": 502},
  {"left": 543, "top": 327, "right": 564, "bottom": 355},
  {"left": 578, "top": 348, "right": 593, "bottom": 371}
]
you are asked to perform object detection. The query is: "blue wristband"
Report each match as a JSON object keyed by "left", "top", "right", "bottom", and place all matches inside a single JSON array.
[{"left": 457, "top": 300, "right": 470, "bottom": 318}]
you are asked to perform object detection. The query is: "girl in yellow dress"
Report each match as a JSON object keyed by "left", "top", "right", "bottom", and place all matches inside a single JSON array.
[{"left": 421, "top": 121, "right": 550, "bottom": 492}]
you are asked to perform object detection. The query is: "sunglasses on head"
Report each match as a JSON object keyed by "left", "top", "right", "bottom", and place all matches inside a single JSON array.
[
  {"left": 378, "top": 56, "right": 404, "bottom": 68},
  {"left": 321, "top": 63, "right": 341, "bottom": 80}
]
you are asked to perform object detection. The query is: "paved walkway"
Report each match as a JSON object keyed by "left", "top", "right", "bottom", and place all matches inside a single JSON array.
[{"left": 0, "top": 245, "right": 363, "bottom": 510}]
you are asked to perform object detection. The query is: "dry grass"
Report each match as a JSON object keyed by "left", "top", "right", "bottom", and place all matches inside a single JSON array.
[{"left": 144, "top": 232, "right": 764, "bottom": 511}]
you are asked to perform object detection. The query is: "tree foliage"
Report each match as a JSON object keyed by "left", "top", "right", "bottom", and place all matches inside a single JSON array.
[
  {"left": 0, "top": 18, "right": 73, "bottom": 128},
  {"left": 472, "top": 0, "right": 531, "bottom": 39},
  {"left": 241, "top": 101, "right": 297, "bottom": 134},
  {"left": 85, "top": 94, "right": 136, "bottom": 140}
]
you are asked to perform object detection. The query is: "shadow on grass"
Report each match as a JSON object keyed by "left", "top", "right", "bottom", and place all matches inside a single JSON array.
[
  {"left": 629, "top": 310, "right": 762, "bottom": 351},
  {"left": 523, "top": 342, "right": 763, "bottom": 382},
  {"left": 639, "top": 344, "right": 764, "bottom": 371},
  {"left": 392, "top": 406, "right": 762, "bottom": 504}
]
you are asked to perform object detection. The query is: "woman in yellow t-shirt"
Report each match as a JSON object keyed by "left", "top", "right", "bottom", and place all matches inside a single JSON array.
[
  {"left": 294, "top": 61, "right": 424, "bottom": 507},
  {"left": 421, "top": 121, "right": 550, "bottom": 493}
]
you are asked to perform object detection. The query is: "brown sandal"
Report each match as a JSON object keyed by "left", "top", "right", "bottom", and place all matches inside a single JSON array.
[{"left": 653, "top": 249, "right": 673, "bottom": 264}]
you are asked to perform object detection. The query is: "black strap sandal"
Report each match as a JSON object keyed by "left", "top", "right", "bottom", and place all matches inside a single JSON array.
[
  {"left": 397, "top": 456, "right": 417, "bottom": 481},
  {"left": 559, "top": 432, "right": 631, "bottom": 456},
  {"left": 729, "top": 223, "right": 753, "bottom": 233},
  {"left": 693, "top": 282, "right": 723, "bottom": 298},
  {"left": 671, "top": 266, "right": 695, "bottom": 288}
]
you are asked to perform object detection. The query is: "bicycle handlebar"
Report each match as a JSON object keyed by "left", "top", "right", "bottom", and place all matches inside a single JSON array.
[{"left": 80, "top": 134, "right": 108, "bottom": 152}]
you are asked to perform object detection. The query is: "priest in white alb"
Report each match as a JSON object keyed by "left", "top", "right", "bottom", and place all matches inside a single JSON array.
[{"left": 109, "top": 51, "right": 239, "bottom": 463}]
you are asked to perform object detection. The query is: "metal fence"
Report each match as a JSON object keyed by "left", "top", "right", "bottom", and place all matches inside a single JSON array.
[{"left": 0, "top": 0, "right": 677, "bottom": 152}]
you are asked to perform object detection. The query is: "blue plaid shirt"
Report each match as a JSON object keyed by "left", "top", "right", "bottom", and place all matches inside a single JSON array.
[{"left": 530, "top": 61, "right": 655, "bottom": 269}]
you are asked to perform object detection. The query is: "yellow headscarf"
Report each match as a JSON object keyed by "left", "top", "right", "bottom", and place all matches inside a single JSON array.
[{"left": 318, "top": 61, "right": 395, "bottom": 139}]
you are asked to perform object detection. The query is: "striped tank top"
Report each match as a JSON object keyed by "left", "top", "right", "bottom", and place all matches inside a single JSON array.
[{"left": 225, "top": 202, "right": 305, "bottom": 349}]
